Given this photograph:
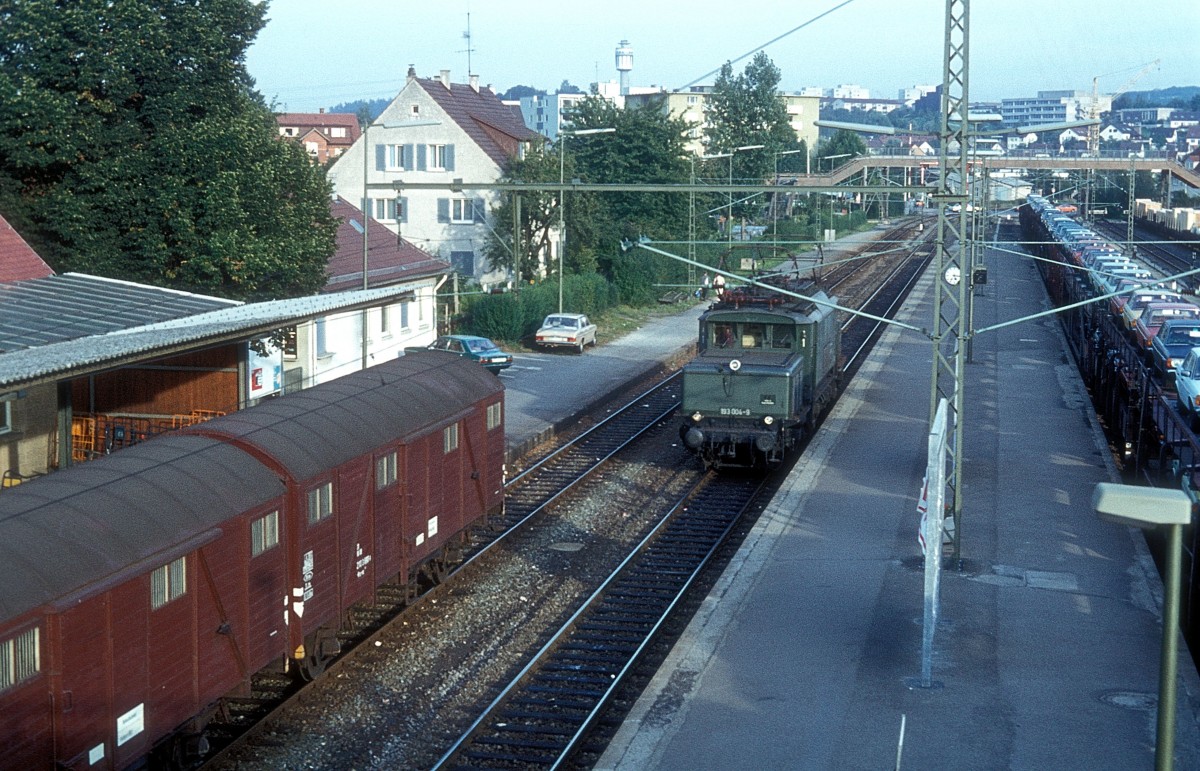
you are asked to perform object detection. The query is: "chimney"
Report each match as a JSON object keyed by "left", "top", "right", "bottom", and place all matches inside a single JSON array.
[
  {"left": 439, "top": 69, "right": 451, "bottom": 89},
  {"left": 407, "top": 64, "right": 417, "bottom": 82},
  {"left": 318, "top": 107, "right": 324, "bottom": 114},
  {"left": 469, "top": 74, "right": 479, "bottom": 93}
]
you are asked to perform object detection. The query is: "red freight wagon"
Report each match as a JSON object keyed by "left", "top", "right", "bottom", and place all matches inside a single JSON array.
[{"left": 0, "top": 352, "right": 504, "bottom": 769}]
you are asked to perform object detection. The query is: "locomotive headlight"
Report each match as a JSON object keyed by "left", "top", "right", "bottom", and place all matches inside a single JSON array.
[
  {"left": 763, "top": 416, "right": 774, "bottom": 425},
  {"left": 691, "top": 411, "right": 703, "bottom": 422}
]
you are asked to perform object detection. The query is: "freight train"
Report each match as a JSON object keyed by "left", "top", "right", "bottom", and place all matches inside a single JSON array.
[
  {"left": 1020, "top": 194, "right": 1200, "bottom": 657},
  {"left": 0, "top": 351, "right": 505, "bottom": 770},
  {"left": 679, "top": 275, "right": 840, "bottom": 468}
]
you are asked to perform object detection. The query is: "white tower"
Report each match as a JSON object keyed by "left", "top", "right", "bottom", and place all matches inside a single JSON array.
[{"left": 615, "top": 40, "right": 633, "bottom": 96}]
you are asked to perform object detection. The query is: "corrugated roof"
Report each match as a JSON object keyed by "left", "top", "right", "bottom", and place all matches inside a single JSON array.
[
  {"left": 0, "top": 273, "right": 240, "bottom": 353},
  {"left": 0, "top": 283, "right": 425, "bottom": 391},
  {"left": 418, "top": 76, "right": 541, "bottom": 167},
  {"left": 0, "top": 213, "right": 54, "bottom": 282}
]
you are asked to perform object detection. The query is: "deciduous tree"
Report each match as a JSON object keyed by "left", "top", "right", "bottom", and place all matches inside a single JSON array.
[{"left": 0, "top": 0, "right": 336, "bottom": 300}]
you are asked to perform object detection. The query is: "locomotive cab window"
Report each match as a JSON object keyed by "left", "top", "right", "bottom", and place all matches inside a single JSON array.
[
  {"left": 741, "top": 323, "right": 766, "bottom": 349},
  {"left": 0, "top": 627, "right": 39, "bottom": 691},
  {"left": 771, "top": 325, "right": 795, "bottom": 349},
  {"left": 712, "top": 323, "right": 735, "bottom": 349},
  {"left": 307, "top": 482, "right": 333, "bottom": 524},
  {"left": 150, "top": 556, "right": 187, "bottom": 609}
]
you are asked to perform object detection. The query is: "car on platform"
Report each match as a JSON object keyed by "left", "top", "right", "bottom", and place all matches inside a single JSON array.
[
  {"left": 421, "top": 335, "right": 513, "bottom": 373},
  {"left": 1151, "top": 320, "right": 1200, "bottom": 382},
  {"left": 534, "top": 313, "right": 598, "bottom": 353},
  {"left": 1175, "top": 347, "right": 1200, "bottom": 427}
]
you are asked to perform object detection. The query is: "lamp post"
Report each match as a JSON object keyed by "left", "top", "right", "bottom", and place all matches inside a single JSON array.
[
  {"left": 727, "top": 144, "right": 764, "bottom": 251},
  {"left": 1092, "top": 482, "right": 1192, "bottom": 771},
  {"left": 558, "top": 127, "right": 615, "bottom": 313},
  {"left": 360, "top": 119, "right": 438, "bottom": 368}
]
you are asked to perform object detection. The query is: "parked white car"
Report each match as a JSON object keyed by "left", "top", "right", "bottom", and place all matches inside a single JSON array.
[{"left": 534, "top": 313, "right": 597, "bottom": 353}]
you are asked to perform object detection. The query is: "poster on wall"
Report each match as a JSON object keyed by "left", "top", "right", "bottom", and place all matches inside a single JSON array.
[{"left": 247, "top": 338, "right": 283, "bottom": 398}]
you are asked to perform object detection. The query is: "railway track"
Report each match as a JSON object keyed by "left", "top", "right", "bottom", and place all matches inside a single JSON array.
[
  {"left": 206, "top": 222, "right": 928, "bottom": 769},
  {"left": 432, "top": 472, "right": 764, "bottom": 770},
  {"left": 428, "top": 231, "right": 933, "bottom": 770}
]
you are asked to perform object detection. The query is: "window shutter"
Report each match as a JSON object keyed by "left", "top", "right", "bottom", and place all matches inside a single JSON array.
[
  {"left": 375, "top": 143, "right": 386, "bottom": 171},
  {"left": 445, "top": 144, "right": 455, "bottom": 171},
  {"left": 437, "top": 198, "right": 450, "bottom": 223},
  {"left": 400, "top": 197, "right": 409, "bottom": 224},
  {"left": 417, "top": 144, "right": 427, "bottom": 171},
  {"left": 473, "top": 197, "right": 486, "bottom": 224},
  {"left": 402, "top": 144, "right": 414, "bottom": 170}
]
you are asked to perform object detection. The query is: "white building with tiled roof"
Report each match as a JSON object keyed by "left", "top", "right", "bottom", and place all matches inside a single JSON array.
[{"left": 327, "top": 68, "right": 542, "bottom": 287}]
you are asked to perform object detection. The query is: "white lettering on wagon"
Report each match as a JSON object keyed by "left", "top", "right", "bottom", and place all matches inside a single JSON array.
[
  {"left": 355, "top": 543, "right": 372, "bottom": 579},
  {"left": 302, "top": 550, "right": 314, "bottom": 601}
]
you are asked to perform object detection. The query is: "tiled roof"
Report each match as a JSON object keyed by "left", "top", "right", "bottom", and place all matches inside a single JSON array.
[
  {"left": 277, "top": 112, "right": 361, "bottom": 134},
  {"left": 325, "top": 197, "right": 450, "bottom": 293},
  {"left": 0, "top": 213, "right": 53, "bottom": 282},
  {"left": 419, "top": 77, "right": 541, "bottom": 167}
]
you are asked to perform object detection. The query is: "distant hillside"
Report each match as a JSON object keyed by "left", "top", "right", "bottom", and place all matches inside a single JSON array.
[{"left": 1115, "top": 86, "right": 1200, "bottom": 110}]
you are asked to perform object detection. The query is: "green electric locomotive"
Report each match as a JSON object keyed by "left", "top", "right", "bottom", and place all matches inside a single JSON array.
[{"left": 679, "top": 276, "right": 840, "bottom": 469}]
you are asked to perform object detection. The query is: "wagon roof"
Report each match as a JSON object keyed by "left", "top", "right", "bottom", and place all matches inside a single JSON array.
[
  {"left": 0, "top": 352, "right": 502, "bottom": 623},
  {"left": 186, "top": 351, "right": 503, "bottom": 483},
  {"left": 0, "top": 434, "right": 283, "bottom": 621}
]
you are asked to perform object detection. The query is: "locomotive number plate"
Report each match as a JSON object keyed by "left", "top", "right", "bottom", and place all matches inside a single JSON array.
[{"left": 720, "top": 408, "right": 752, "bottom": 416}]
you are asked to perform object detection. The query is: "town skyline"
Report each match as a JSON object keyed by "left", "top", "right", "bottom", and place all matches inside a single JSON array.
[{"left": 246, "top": 0, "right": 1198, "bottom": 113}]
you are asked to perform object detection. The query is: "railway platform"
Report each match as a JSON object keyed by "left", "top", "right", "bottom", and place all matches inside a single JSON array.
[{"left": 594, "top": 241, "right": 1200, "bottom": 769}]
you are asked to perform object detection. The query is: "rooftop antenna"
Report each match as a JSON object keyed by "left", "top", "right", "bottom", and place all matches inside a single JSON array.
[{"left": 460, "top": 5, "right": 475, "bottom": 78}]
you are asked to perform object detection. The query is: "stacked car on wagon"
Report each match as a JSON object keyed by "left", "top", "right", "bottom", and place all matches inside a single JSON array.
[
  {"left": 1023, "top": 194, "right": 1200, "bottom": 422},
  {"left": 0, "top": 351, "right": 505, "bottom": 769}
]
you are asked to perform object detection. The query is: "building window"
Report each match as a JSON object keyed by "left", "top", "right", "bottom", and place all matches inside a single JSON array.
[
  {"left": 307, "top": 482, "right": 333, "bottom": 524},
  {"left": 0, "top": 398, "right": 10, "bottom": 434},
  {"left": 282, "top": 326, "right": 298, "bottom": 359},
  {"left": 487, "top": 402, "right": 502, "bottom": 430},
  {"left": 376, "top": 451, "right": 398, "bottom": 489},
  {"left": 0, "top": 627, "right": 39, "bottom": 691},
  {"left": 151, "top": 556, "right": 187, "bottom": 609},
  {"left": 315, "top": 318, "right": 329, "bottom": 357},
  {"left": 385, "top": 144, "right": 411, "bottom": 171},
  {"left": 251, "top": 511, "right": 280, "bottom": 556},
  {"left": 451, "top": 198, "right": 474, "bottom": 223},
  {"left": 450, "top": 251, "right": 476, "bottom": 276},
  {"left": 444, "top": 423, "right": 459, "bottom": 454},
  {"left": 411, "top": 104, "right": 419, "bottom": 117},
  {"left": 400, "top": 301, "right": 410, "bottom": 329},
  {"left": 380, "top": 305, "right": 391, "bottom": 336},
  {"left": 428, "top": 144, "right": 448, "bottom": 170},
  {"left": 331, "top": 127, "right": 347, "bottom": 138},
  {"left": 372, "top": 198, "right": 397, "bottom": 221}
]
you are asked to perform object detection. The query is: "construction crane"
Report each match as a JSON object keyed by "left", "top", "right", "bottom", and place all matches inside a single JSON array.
[
  {"left": 1087, "top": 59, "right": 1161, "bottom": 156},
  {"left": 1081, "top": 59, "right": 1159, "bottom": 222}
]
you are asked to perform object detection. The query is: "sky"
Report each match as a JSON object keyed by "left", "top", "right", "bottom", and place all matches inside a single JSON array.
[{"left": 245, "top": 0, "right": 1198, "bottom": 113}]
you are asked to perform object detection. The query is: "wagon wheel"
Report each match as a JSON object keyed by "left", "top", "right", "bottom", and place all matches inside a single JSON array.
[
  {"left": 297, "top": 628, "right": 340, "bottom": 682},
  {"left": 297, "top": 647, "right": 327, "bottom": 682}
]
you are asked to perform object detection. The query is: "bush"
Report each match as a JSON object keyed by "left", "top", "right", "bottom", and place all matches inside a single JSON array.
[{"left": 459, "top": 272, "right": 620, "bottom": 343}]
